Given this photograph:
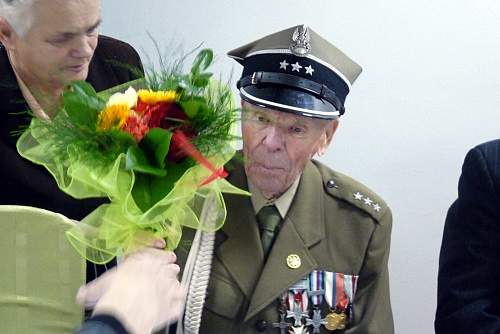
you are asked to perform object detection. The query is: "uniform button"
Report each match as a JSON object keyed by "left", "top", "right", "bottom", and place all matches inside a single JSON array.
[
  {"left": 255, "top": 319, "right": 268, "bottom": 332},
  {"left": 326, "top": 179, "right": 337, "bottom": 188}
]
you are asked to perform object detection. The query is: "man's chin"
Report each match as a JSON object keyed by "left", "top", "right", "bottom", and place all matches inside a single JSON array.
[{"left": 248, "top": 175, "right": 287, "bottom": 199}]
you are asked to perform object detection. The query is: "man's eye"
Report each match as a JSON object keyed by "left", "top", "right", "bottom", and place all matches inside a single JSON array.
[
  {"left": 257, "top": 116, "right": 269, "bottom": 123},
  {"left": 290, "top": 126, "right": 306, "bottom": 135}
]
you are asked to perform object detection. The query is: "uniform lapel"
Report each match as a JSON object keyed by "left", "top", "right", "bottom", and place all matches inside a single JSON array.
[
  {"left": 245, "top": 162, "right": 326, "bottom": 320},
  {"left": 216, "top": 162, "right": 265, "bottom": 299}
]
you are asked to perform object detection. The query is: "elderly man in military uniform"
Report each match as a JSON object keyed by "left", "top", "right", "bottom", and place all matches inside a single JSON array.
[{"left": 178, "top": 25, "right": 393, "bottom": 334}]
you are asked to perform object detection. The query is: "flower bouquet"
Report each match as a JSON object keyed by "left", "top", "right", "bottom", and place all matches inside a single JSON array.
[{"left": 17, "top": 49, "right": 248, "bottom": 264}]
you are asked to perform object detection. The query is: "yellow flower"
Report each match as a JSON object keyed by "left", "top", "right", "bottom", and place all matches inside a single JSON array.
[
  {"left": 137, "top": 89, "right": 178, "bottom": 105},
  {"left": 98, "top": 104, "right": 131, "bottom": 131}
]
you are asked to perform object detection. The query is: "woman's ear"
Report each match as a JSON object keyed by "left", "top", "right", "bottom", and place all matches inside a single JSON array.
[{"left": 0, "top": 18, "right": 16, "bottom": 49}]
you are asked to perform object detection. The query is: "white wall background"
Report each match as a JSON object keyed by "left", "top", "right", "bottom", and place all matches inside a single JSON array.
[{"left": 101, "top": 1, "right": 500, "bottom": 333}]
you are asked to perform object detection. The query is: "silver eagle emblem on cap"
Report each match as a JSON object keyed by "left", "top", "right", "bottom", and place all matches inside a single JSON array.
[{"left": 290, "top": 25, "right": 311, "bottom": 57}]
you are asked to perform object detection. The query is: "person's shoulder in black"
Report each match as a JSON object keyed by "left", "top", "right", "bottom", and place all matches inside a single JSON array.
[
  {"left": 87, "top": 35, "right": 144, "bottom": 91},
  {"left": 435, "top": 139, "right": 500, "bottom": 333}
]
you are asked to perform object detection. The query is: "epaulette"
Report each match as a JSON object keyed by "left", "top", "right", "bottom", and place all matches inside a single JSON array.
[{"left": 312, "top": 160, "right": 389, "bottom": 223}]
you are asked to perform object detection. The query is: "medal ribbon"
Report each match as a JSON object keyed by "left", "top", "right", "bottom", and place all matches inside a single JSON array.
[
  {"left": 352, "top": 275, "right": 359, "bottom": 297},
  {"left": 324, "top": 271, "right": 336, "bottom": 309},
  {"left": 336, "top": 273, "right": 349, "bottom": 312},
  {"left": 344, "top": 274, "right": 353, "bottom": 303},
  {"left": 288, "top": 277, "right": 309, "bottom": 311},
  {"left": 344, "top": 274, "right": 359, "bottom": 321},
  {"left": 308, "top": 270, "right": 324, "bottom": 306},
  {"left": 287, "top": 290, "right": 308, "bottom": 312}
]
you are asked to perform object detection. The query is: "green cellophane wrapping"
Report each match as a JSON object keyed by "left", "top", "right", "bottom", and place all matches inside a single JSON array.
[
  {"left": 16, "top": 71, "right": 249, "bottom": 264},
  {"left": 17, "top": 123, "right": 248, "bottom": 264}
]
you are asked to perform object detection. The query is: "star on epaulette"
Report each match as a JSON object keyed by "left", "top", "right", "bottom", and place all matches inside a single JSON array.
[{"left": 352, "top": 191, "right": 382, "bottom": 213}]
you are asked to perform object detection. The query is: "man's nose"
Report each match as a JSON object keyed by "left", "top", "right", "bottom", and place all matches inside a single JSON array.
[{"left": 261, "top": 125, "right": 285, "bottom": 151}]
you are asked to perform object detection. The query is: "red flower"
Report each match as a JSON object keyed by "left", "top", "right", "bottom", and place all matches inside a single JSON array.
[
  {"left": 136, "top": 100, "right": 149, "bottom": 114},
  {"left": 167, "top": 129, "right": 196, "bottom": 163},
  {"left": 144, "top": 102, "right": 187, "bottom": 130},
  {"left": 122, "top": 114, "right": 149, "bottom": 142}
]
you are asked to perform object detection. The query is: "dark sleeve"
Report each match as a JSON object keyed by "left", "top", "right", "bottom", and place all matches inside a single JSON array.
[
  {"left": 87, "top": 36, "right": 145, "bottom": 92},
  {"left": 435, "top": 146, "right": 500, "bottom": 333},
  {"left": 99, "top": 35, "right": 144, "bottom": 80},
  {"left": 74, "top": 314, "right": 129, "bottom": 334}
]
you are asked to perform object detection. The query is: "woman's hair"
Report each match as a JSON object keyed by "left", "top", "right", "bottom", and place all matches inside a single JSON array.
[{"left": 0, "top": 0, "right": 35, "bottom": 38}]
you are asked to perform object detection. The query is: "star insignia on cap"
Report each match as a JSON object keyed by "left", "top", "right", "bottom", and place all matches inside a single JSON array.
[
  {"left": 304, "top": 65, "right": 314, "bottom": 76},
  {"left": 291, "top": 62, "right": 303, "bottom": 72},
  {"left": 363, "top": 197, "right": 373, "bottom": 206},
  {"left": 353, "top": 192, "right": 363, "bottom": 201},
  {"left": 373, "top": 204, "right": 381, "bottom": 212},
  {"left": 279, "top": 59, "right": 289, "bottom": 70}
]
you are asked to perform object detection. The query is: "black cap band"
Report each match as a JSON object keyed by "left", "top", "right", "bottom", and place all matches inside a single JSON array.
[{"left": 238, "top": 71, "right": 345, "bottom": 115}]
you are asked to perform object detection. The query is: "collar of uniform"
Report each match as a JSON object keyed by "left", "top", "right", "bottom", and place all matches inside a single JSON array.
[{"left": 248, "top": 176, "right": 301, "bottom": 218}]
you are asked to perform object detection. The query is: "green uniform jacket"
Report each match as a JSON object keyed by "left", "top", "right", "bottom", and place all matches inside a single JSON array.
[{"left": 177, "top": 159, "right": 393, "bottom": 333}]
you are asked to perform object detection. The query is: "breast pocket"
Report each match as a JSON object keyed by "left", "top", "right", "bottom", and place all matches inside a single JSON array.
[{"left": 201, "top": 271, "right": 245, "bottom": 333}]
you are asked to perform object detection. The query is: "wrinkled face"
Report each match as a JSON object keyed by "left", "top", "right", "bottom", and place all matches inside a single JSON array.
[
  {"left": 2, "top": 0, "right": 101, "bottom": 89},
  {"left": 241, "top": 101, "right": 339, "bottom": 199}
]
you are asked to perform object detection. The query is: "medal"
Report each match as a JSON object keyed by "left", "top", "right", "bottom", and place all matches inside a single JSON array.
[
  {"left": 289, "top": 325, "right": 310, "bottom": 334},
  {"left": 325, "top": 272, "right": 354, "bottom": 330},
  {"left": 274, "top": 294, "right": 292, "bottom": 334},
  {"left": 286, "top": 279, "right": 310, "bottom": 326},
  {"left": 273, "top": 313, "right": 291, "bottom": 334},
  {"left": 324, "top": 311, "right": 347, "bottom": 331},
  {"left": 286, "top": 281, "right": 309, "bottom": 326},
  {"left": 286, "top": 299, "right": 309, "bottom": 326},
  {"left": 306, "top": 309, "right": 327, "bottom": 333},
  {"left": 305, "top": 271, "right": 326, "bottom": 333}
]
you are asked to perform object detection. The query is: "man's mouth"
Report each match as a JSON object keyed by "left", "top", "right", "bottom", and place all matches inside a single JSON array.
[{"left": 253, "top": 162, "right": 285, "bottom": 172}]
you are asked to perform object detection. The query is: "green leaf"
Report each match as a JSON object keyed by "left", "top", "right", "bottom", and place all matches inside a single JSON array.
[
  {"left": 131, "top": 173, "right": 154, "bottom": 212},
  {"left": 125, "top": 146, "right": 167, "bottom": 177},
  {"left": 139, "top": 128, "right": 173, "bottom": 169},
  {"left": 191, "top": 49, "right": 213, "bottom": 74},
  {"left": 180, "top": 97, "right": 207, "bottom": 118},
  {"left": 63, "top": 81, "right": 105, "bottom": 127},
  {"left": 192, "top": 72, "right": 213, "bottom": 88},
  {"left": 108, "top": 129, "right": 136, "bottom": 146},
  {"left": 131, "top": 159, "right": 193, "bottom": 212}
]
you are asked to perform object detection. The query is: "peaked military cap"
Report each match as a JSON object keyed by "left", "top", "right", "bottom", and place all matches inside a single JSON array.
[{"left": 228, "top": 24, "right": 362, "bottom": 119}]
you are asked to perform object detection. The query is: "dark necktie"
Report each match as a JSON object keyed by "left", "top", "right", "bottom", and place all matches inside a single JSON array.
[{"left": 256, "top": 205, "right": 282, "bottom": 259}]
